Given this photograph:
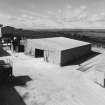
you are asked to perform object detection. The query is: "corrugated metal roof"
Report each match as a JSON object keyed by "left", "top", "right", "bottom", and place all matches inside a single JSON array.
[{"left": 27, "top": 37, "right": 91, "bottom": 51}]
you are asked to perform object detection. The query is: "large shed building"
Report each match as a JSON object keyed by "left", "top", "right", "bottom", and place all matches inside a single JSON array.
[{"left": 24, "top": 37, "right": 91, "bottom": 66}]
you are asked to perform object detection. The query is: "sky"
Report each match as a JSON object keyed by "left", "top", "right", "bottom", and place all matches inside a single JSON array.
[{"left": 0, "top": 0, "right": 105, "bottom": 29}]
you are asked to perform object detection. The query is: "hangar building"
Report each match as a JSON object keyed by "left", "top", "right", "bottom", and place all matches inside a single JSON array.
[{"left": 24, "top": 37, "right": 91, "bottom": 66}]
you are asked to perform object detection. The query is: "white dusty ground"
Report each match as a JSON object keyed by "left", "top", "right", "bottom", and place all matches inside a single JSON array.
[{"left": 1, "top": 49, "right": 105, "bottom": 105}]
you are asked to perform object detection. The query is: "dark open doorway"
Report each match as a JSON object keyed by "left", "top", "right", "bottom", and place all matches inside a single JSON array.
[
  {"left": 35, "top": 48, "right": 44, "bottom": 57},
  {"left": 18, "top": 45, "right": 24, "bottom": 52}
]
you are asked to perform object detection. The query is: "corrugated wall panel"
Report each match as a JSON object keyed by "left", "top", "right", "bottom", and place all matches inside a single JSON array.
[
  {"left": 49, "top": 51, "right": 60, "bottom": 65},
  {"left": 61, "top": 44, "right": 91, "bottom": 66},
  {"left": 44, "top": 50, "right": 60, "bottom": 65}
]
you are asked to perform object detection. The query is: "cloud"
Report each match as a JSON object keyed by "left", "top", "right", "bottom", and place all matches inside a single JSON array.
[
  {"left": 0, "top": 5, "right": 89, "bottom": 29},
  {"left": 6, "top": 5, "right": 89, "bottom": 29},
  {"left": 59, "top": 6, "right": 105, "bottom": 29},
  {"left": 87, "top": 13, "right": 105, "bottom": 23},
  {"left": 41, "top": 5, "right": 88, "bottom": 28},
  {"left": 62, "top": 5, "right": 88, "bottom": 22},
  {"left": 1, "top": 5, "right": 105, "bottom": 29},
  {"left": 83, "top": 12, "right": 105, "bottom": 28},
  {"left": 0, "top": 13, "right": 12, "bottom": 25},
  {"left": 52, "top": 5, "right": 89, "bottom": 28},
  {"left": 8, "top": 11, "right": 62, "bottom": 29}
]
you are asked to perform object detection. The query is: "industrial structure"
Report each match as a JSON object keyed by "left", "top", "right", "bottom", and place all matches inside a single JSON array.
[{"left": 24, "top": 37, "right": 91, "bottom": 66}]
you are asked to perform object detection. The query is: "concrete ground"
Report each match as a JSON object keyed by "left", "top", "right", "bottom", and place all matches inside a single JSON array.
[{"left": 0, "top": 49, "right": 105, "bottom": 105}]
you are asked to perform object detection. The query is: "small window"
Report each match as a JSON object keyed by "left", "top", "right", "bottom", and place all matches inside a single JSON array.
[{"left": 35, "top": 48, "right": 44, "bottom": 57}]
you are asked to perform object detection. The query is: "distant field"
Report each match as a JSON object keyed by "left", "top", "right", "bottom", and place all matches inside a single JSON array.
[{"left": 1, "top": 26, "right": 105, "bottom": 43}]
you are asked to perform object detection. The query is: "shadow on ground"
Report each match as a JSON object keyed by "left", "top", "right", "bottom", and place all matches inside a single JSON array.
[
  {"left": 0, "top": 75, "right": 32, "bottom": 105},
  {"left": 63, "top": 51, "right": 100, "bottom": 66}
]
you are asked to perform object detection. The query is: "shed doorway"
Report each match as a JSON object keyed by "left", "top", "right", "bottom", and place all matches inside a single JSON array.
[
  {"left": 35, "top": 48, "right": 44, "bottom": 57},
  {"left": 18, "top": 45, "right": 24, "bottom": 52}
]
